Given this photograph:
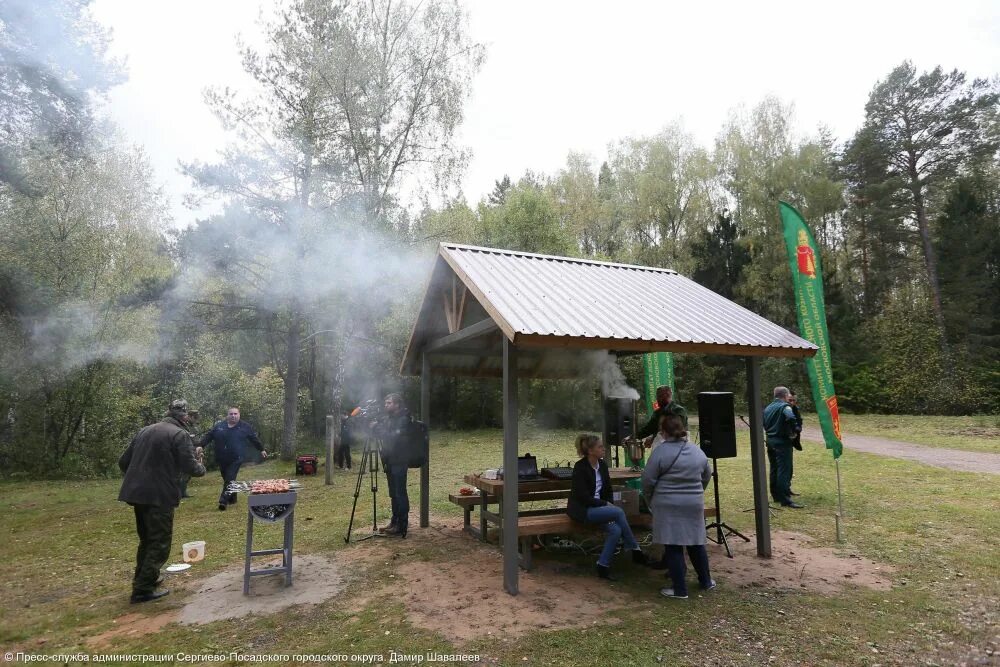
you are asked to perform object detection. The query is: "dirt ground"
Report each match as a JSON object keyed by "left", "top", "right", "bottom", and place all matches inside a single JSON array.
[
  {"left": 86, "top": 516, "right": 894, "bottom": 648},
  {"left": 375, "top": 519, "right": 892, "bottom": 643}
]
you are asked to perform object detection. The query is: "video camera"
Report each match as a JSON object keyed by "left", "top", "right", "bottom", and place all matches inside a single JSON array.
[{"left": 355, "top": 399, "right": 382, "bottom": 420}]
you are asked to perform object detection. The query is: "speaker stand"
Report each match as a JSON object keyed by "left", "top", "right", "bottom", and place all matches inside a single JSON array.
[{"left": 705, "top": 456, "right": 750, "bottom": 558}]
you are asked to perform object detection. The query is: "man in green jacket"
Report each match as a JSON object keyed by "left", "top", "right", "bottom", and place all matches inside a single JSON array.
[
  {"left": 119, "top": 399, "right": 206, "bottom": 603},
  {"left": 636, "top": 385, "right": 689, "bottom": 442},
  {"left": 762, "top": 386, "right": 802, "bottom": 509}
]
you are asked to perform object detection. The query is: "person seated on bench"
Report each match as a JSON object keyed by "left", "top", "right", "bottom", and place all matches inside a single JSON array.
[
  {"left": 641, "top": 414, "right": 715, "bottom": 599},
  {"left": 567, "top": 434, "right": 648, "bottom": 581}
]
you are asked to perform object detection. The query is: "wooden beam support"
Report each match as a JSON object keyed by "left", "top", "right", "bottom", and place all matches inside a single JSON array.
[
  {"left": 746, "top": 356, "right": 771, "bottom": 557},
  {"left": 502, "top": 337, "right": 519, "bottom": 595},
  {"left": 514, "top": 333, "right": 817, "bottom": 359},
  {"left": 425, "top": 319, "right": 499, "bottom": 353},
  {"left": 420, "top": 353, "right": 431, "bottom": 528}
]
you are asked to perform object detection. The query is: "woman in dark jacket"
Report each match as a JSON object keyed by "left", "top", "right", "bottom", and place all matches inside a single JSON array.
[{"left": 567, "top": 434, "right": 648, "bottom": 580}]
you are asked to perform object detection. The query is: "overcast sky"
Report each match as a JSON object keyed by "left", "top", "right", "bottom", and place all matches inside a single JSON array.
[{"left": 90, "top": 0, "right": 1000, "bottom": 228}]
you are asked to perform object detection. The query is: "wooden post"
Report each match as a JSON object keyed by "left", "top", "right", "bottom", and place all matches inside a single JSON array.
[
  {"left": 420, "top": 353, "right": 431, "bottom": 528},
  {"left": 745, "top": 357, "right": 771, "bottom": 557},
  {"left": 502, "top": 337, "right": 519, "bottom": 595},
  {"left": 325, "top": 415, "right": 335, "bottom": 486}
]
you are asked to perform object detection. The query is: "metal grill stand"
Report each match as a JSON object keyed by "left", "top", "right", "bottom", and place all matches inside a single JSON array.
[{"left": 244, "top": 491, "right": 296, "bottom": 594}]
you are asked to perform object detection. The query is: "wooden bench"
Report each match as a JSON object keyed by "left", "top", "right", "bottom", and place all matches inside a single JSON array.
[
  {"left": 514, "top": 508, "right": 717, "bottom": 570},
  {"left": 448, "top": 490, "right": 572, "bottom": 539}
]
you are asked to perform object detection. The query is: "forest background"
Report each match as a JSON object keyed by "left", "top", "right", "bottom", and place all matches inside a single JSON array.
[{"left": 1, "top": 0, "right": 997, "bottom": 478}]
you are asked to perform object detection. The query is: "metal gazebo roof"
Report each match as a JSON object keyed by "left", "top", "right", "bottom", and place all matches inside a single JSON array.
[{"left": 401, "top": 243, "right": 816, "bottom": 376}]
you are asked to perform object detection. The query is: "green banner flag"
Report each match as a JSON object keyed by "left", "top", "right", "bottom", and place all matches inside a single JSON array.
[
  {"left": 778, "top": 201, "right": 844, "bottom": 459},
  {"left": 642, "top": 352, "right": 674, "bottom": 414},
  {"left": 623, "top": 351, "right": 675, "bottom": 476}
]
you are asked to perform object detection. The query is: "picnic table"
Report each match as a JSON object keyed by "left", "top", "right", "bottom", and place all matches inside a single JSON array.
[{"left": 456, "top": 469, "right": 650, "bottom": 569}]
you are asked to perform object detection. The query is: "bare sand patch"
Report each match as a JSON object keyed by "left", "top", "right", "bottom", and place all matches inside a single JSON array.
[
  {"left": 177, "top": 553, "right": 345, "bottom": 625},
  {"left": 86, "top": 611, "right": 179, "bottom": 649},
  {"left": 708, "top": 530, "right": 894, "bottom": 593}
]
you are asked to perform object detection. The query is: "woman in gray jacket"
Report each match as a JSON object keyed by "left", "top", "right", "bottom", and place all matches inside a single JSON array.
[{"left": 641, "top": 414, "right": 715, "bottom": 599}]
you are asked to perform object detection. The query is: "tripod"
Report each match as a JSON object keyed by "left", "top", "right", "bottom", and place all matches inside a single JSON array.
[
  {"left": 344, "top": 436, "right": 386, "bottom": 543},
  {"left": 705, "top": 456, "right": 750, "bottom": 558}
]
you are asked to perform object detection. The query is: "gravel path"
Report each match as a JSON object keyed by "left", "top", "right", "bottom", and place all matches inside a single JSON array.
[{"left": 800, "top": 427, "right": 1000, "bottom": 475}]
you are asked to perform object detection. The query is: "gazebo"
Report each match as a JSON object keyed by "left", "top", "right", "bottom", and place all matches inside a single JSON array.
[{"left": 401, "top": 243, "right": 817, "bottom": 595}]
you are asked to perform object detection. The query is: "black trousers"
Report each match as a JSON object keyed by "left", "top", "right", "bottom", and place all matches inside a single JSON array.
[
  {"left": 131, "top": 504, "right": 174, "bottom": 595},
  {"left": 218, "top": 459, "right": 242, "bottom": 505},
  {"left": 663, "top": 544, "right": 711, "bottom": 597},
  {"left": 334, "top": 441, "right": 352, "bottom": 469},
  {"left": 767, "top": 445, "right": 793, "bottom": 504}
]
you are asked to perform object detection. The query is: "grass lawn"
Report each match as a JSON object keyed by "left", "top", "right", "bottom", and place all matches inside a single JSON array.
[
  {"left": 1, "top": 421, "right": 997, "bottom": 666},
  {"left": 833, "top": 413, "right": 1000, "bottom": 455}
]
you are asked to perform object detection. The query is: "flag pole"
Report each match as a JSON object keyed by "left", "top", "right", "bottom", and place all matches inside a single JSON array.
[{"left": 834, "top": 458, "right": 845, "bottom": 542}]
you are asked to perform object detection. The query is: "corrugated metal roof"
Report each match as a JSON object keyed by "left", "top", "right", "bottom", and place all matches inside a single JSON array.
[{"left": 402, "top": 243, "right": 816, "bottom": 375}]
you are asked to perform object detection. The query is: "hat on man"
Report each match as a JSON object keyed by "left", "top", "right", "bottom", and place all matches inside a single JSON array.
[{"left": 168, "top": 399, "right": 189, "bottom": 415}]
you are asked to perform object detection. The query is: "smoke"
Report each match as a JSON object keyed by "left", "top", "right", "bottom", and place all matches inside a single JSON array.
[
  {"left": 588, "top": 351, "right": 640, "bottom": 400},
  {"left": 24, "top": 300, "right": 166, "bottom": 373}
]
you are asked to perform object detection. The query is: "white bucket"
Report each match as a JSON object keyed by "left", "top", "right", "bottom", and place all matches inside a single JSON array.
[{"left": 182, "top": 540, "right": 206, "bottom": 563}]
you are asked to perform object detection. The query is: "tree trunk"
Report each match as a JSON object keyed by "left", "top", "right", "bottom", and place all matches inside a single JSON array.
[
  {"left": 281, "top": 308, "right": 301, "bottom": 460},
  {"left": 910, "top": 180, "right": 950, "bottom": 358}
]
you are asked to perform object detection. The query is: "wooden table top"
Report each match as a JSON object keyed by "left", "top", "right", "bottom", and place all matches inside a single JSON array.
[{"left": 464, "top": 469, "right": 641, "bottom": 495}]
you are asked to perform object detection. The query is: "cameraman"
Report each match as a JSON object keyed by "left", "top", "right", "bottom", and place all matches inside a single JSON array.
[{"left": 372, "top": 393, "right": 411, "bottom": 537}]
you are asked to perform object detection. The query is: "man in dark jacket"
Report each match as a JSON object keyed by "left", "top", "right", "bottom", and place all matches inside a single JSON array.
[
  {"left": 763, "top": 386, "right": 802, "bottom": 508},
  {"left": 637, "top": 385, "right": 689, "bottom": 441},
  {"left": 201, "top": 407, "right": 268, "bottom": 511},
  {"left": 178, "top": 408, "right": 201, "bottom": 499},
  {"left": 787, "top": 391, "right": 804, "bottom": 496},
  {"left": 372, "top": 393, "right": 411, "bottom": 537},
  {"left": 119, "top": 399, "right": 206, "bottom": 603}
]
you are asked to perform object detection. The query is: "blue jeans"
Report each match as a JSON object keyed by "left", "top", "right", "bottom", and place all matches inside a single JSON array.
[
  {"left": 663, "top": 544, "right": 712, "bottom": 597},
  {"left": 584, "top": 504, "right": 638, "bottom": 567},
  {"left": 385, "top": 463, "right": 409, "bottom": 530}
]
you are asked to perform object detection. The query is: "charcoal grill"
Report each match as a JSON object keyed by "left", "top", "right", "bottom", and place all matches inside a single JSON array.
[{"left": 243, "top": 489, "right": 297, "bottom": 594}]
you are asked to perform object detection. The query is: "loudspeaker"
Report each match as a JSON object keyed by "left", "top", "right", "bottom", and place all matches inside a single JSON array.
[
  {"left": 602, "top": 398, "right": 635, "bottom": 448},
  {"left": 698, "top": 392, "right": 737, "bottom": 459}
]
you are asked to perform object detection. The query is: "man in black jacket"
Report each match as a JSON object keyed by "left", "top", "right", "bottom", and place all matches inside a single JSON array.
[
  {"left": 636, "top": 386, "right": 689, "bottom": 442},
  {"left": 372, "top": 393, "right": 411, "bottom": 537},
  {"left": 787, "top": 391, "right": 804, "bottom": 496},
  {"left": 201, "top": 407, "right": 268, "bottom": 511},
  {"left": 119, "top": 399, "right": 206, "bottom": 603}
]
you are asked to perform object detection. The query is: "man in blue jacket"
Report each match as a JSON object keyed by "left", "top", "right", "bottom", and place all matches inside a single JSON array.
[{"left": 201, "top": 407, "right": 268, "bottom": 511}]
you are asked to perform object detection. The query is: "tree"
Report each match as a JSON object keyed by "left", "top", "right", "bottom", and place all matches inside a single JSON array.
[
  {"left": 840, "top": 124, "right": 913, "bottom": 318},
  {"left": 861, "top": 61, "right": 999, "bottom": 353},
  {"left": 934, "top": 179, "right": 1000, "bottom": 355},
  {"left": 609, "top": 124, "right": 714, "bottom": 272},
  {"left": 0, "top": 0, "right": 122, "bottom": 193},
  {"left": 186, "top": 0, "right": 483, "bottom": 458},
  {"left": 324, "top": 0, "right": 485, "bottom": 228},
  {"left": 548, "top": 153, "right": 602, "bottom": 255},
  {"left": 480, "top": 179, "right": 573, "bottom": 255},
  {"left": 0, "top": 136, "right": 173, "bottom": 473},
  {"left": 690, "top": 210, "right": 750, "bottom": 300},
  {"left": 487, "top": 175, "right": 512, "bottom": 207}
]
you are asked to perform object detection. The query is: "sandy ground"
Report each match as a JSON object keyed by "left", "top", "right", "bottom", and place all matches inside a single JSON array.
[
  {"left": 800, "top": 427, "right": 1000, "bottom": 474},
  {"left": 85, "top": 515, "right": 895, "bottom": 648},
  {"left": 384, "top": 520, "right": 892, "bottom": 643}
]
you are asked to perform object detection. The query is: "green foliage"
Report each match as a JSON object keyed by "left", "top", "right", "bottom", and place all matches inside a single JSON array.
[
  {"left": 934, "top": 180, "right": 1000, "bottom": 355},
  {"left": 480, "top": 180, "right": 574, "bottom": 255}
]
